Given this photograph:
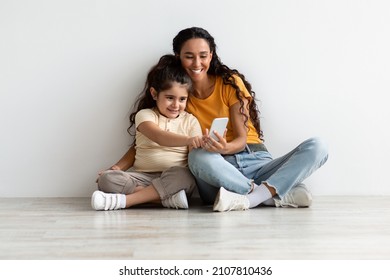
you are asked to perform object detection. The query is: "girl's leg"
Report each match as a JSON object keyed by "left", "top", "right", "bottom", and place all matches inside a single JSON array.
[
  {"left": 125, "top": 185, "right": 160, "bottom": 207},
  {"left": 93, "top": 167, "right": 195, "bottom": 210},
  {"left": 152, "top": 166, "right": 197, "bottom": 209},
  {"left": 92, "top": 184, "right": 160, "bottom": 211},
  {"left": 93, "top": 170, "right": 159, "bottom": 211},
  {"left": 97, "top": 170, "right": 158, "bottom": 194},
  {"left": 151, "top": 166, "right": 197, "bottom": 200},
  {"left": 188, "top": 149, "right": 253, "bottom": 203}
]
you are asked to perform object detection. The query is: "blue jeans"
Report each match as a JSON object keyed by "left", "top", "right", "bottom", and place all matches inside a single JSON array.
[{"left": 188, "top": 137, "right": 329, "bottom": 204}]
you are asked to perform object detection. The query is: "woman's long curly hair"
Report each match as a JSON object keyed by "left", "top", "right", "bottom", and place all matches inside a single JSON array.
[
  {"left": 172, "top": 27, "right": 263, "bottom": 140},
  {"left": 127, "top": 54, "right": 192, "bottom": 139}
]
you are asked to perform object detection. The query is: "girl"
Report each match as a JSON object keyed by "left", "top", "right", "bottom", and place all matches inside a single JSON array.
[
  {"left": 172, "top": 27, "right": 329, "bottom": 211},
  {"left": 92, "top": 54, "right": 202, "bottom": 211}
]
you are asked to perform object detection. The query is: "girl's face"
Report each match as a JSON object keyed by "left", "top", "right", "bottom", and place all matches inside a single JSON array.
[
  {"left": 179, "top": 38, "right": 213, "bottom": 83},
  {"left": 151, "top": 82, "right": 189, "bottom": 119}
]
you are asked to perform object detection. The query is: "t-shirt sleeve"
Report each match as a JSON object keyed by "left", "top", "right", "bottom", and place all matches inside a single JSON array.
[
  {"left": 188, "top": 115, "right": 202, "bottom": 137},
  {"left": 235, "top": 75, "right": 251, "bottom": 99},
  {"left": 135, "top": 109, "right": 158, "bottom": 129},
  {"left": 225, "top": 75, "right": 252, "bottom": 107}
]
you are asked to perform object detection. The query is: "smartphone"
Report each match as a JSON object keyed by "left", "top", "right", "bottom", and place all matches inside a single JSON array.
[{"left": 209, "top": 117, "right": 228, "bottom": 141}]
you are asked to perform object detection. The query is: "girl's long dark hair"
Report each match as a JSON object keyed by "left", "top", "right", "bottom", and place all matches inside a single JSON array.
[
  {"left": 172, "top": 27, "right": 263, "bottom": 140},
  {"left": 127, "top": 54, "right": 192, "bottom": 139}
]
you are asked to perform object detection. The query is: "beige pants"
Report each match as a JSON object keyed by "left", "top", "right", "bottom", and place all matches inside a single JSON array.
[{"left": 97, "top": 166, "right": 196, "bottom": 200}]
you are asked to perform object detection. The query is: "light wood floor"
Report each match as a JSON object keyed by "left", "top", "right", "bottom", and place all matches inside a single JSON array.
[{"left": 0, "top": 196, "right": 389, "bottom": 260}]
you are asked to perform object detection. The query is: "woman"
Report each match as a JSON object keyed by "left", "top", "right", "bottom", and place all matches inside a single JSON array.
[{"left": 172, "top": 27, "right": 328, "bottom": 211}]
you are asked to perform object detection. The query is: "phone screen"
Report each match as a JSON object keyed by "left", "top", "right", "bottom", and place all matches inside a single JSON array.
[{"left": 209, "top": 117, "right": 228, "bottom": 141}]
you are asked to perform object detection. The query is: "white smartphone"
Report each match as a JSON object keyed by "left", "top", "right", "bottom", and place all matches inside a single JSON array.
[{"left": 209, "top": 117, "right": 228, "bottom": 141}]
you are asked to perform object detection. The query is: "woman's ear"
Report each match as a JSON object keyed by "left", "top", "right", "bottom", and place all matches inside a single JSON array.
[{"left": 150, "top": 87, "right": 157, "bottom": 100}]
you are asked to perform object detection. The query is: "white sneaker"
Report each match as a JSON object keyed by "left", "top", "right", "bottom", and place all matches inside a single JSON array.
[
  {"left": 91, "top": 191, "right": 122, "bottom": 211},
  {"left": 162, "top": 190, "right": 188, "bottom": 209},
  {"left": 274, "top": 184, "right": 312, "bottom": 208},
  {"left": 213, "top": 187, "right": 250, "bottom": 212}
]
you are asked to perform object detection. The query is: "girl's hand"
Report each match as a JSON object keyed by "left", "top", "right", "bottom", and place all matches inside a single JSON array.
[
  {"left": 201, "top": 128, "right": 228, "bottom": 154},
  {"left": 188, "top": 136, "right": 203, "bottom": 149},
  {"left": 96, "top": 165, "right": 121, "bottom": 183}
]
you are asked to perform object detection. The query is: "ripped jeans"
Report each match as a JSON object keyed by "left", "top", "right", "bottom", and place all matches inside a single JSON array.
[{"left": 188, "top": 137, "right": 329, "bottom": 204}]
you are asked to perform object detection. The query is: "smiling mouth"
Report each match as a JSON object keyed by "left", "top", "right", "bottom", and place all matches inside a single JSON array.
[{"left": 191, "top": 69, "right": 202, "bottom": 74}]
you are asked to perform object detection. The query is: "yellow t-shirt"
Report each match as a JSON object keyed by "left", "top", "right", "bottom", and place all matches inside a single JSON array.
[
  {"left": 186, "top": 75, "right": 261, "bottom": 144},
  {"left": 133, "top": 108, "right": 202, "bottom": 172}
]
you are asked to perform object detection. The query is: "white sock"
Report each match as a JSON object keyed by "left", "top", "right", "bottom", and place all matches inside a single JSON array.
[
  {"left": 119, "top": 194, "right": 127, "bottom": 208},
  {"left": 247, "top": 184, "right": 272, "bottom": 208},
  {"left": 261, "top": 198, "right": 276, "bottom": 206}
]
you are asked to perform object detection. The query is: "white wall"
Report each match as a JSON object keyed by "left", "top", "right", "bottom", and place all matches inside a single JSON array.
[{"left": 1, "top": 0, "right": 389, "bottom": 197}]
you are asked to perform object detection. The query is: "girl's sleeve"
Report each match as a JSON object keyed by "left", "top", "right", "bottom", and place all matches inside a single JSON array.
[
  {"left": 135, "top": 109, "right": 158, "bottom": 129},
  {"left": 188, "top": 115, "right": 202, "bottom": 137}
]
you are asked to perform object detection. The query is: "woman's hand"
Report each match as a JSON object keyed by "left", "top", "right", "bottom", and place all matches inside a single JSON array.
[{"left": 201, "top": 128, "right": 228, "bottom": 154}]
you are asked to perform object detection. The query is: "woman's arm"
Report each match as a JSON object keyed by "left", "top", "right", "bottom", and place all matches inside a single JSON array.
[
  {"left": 227, "top": 99, "right": 249, "bottom": 152},
  {"left": 203, "top": 99, "right": 249, "bottom": 155}
]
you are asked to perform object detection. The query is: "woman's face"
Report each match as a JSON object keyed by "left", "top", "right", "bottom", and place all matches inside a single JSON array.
[
  {"left": 151, "top": 82, "right": 189, "bottom": 119},
  {"left": 179, "top": 38, "right": 213, "bottom": 83}
]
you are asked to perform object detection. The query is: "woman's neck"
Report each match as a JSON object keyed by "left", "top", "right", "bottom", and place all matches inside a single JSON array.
[{"left": 192, "top": 75, "right": 216, "bottom": 99}]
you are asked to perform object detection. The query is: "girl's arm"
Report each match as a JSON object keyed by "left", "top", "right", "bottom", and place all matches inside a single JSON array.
[
  {"left": 137, "top": 121, "right": 201, "bottom": 147},
  {"left": 111, "top": 145, "right": 136, "bottom": 171},
  {"left": 96, "top": 145, "right": 136, "bottom": 181}
]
